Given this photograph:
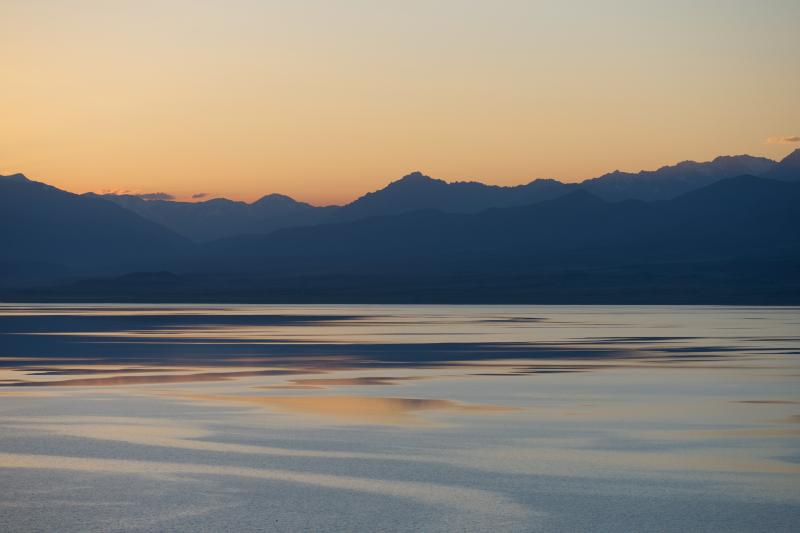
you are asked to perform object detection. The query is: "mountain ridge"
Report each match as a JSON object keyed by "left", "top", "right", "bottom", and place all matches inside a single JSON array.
[
  {"left": 68, "top": 150, "right": 797, "bottom": 241},
  {"left": 6, "top": 173, "right": 797, "bottom": 304},
  {"left": 0, "top": 174, "right": 192, "bottom": 287}
]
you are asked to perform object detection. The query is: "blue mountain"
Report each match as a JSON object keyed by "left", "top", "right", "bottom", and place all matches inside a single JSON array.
[
  {"left": 0, "top": 173, "right": 191, "bottom": 286},
  {"left": 93, "top": 154, "right": 781, "bottom": 241}
]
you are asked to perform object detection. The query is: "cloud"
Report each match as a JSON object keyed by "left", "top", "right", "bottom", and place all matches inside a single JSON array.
[
  {"left": 134, "top": 192, "right": 175, "bottom": 201},
  {"left": 765, "top": 136, "right": 800, "bottom": 145},
  {"left": 192, "top": 192, "right": 208, "bottom": 199},
  {"left": 96, "top": 189, "right": 175, "bottom": 200},
  {"left": 97, "top": 188, "right": 135, "bottom": 196}
]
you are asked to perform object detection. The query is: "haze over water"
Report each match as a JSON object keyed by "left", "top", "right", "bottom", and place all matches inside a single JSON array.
[{"left": 1, "top": 304, "right": 798, "bottom": 531}]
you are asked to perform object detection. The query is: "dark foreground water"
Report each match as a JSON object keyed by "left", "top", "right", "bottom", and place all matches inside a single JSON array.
[{"left": 0, "top": 304, "right": 798, "bottom": 532}]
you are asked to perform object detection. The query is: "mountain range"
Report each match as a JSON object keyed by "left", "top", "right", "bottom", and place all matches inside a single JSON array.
[
  {"left": 1, "top": 148, "right": 799, "bottom": 303},
  {"left": 87, "top": 192, "right": 337, "bottom": 241},
  {"left": 93, "top": 153, "right": 783, "bottom": 241}
]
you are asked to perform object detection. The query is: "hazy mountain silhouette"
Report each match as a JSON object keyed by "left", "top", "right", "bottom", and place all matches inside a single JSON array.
[
  {"left": 192, "top": 175, "right": 798, "bottom": 278},
  {"left": 92, "top": 191, "right": 336, "bottom": 241},
  {"left": 765, "top": 148, "right": 800, "bottom": 181},
  {"left": 90, "top": 154, "right": 780, "bottom": 241},
  {"left": 1, "top": 173, "right": 191, "bottom": 286},
  {"left": 581, "top": 154, "right": 775, "bottom": 201},
  {"left": 331, "top": 172, "right": 571, "bottom": 221},
  {"left": 14, "top": 174, "right": 797, "bottom": 303},
  {"left": 3, "top": 150, "right": 800, "bottom": 302}
]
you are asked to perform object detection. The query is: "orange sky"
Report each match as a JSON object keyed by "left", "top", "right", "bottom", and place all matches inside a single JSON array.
[{"left": 1, "top": 1, "right": 798, "bottom": 205}]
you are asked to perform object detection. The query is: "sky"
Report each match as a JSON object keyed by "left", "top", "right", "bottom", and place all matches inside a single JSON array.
[{"left": 1, "top": 0, "right": 798, "bottom": 205}]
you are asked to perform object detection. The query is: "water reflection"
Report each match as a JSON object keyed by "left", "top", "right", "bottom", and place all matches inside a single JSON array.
[
  {"left": 170, "top": 393, "right": 520, "bottom": 426},
  {"left": 263, "top": 376, "right": 423, "bottom": 389},
  {"left": 1, "top": 304, "right": 799, "bottom": 532},
  {"left": 0, "top": 452, "right": 527, "bottom": 517},
  {"left": 5, "top": 368, "right": 312, "bottom": 387}
]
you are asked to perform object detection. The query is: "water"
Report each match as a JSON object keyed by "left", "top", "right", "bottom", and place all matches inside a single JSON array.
[{"left": 0, "top": 304, "right": 798, "bottom": 532}]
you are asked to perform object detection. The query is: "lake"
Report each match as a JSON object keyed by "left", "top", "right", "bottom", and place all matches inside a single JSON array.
[{"left": 0, "top": 304, "right": 798, "bottom": 532}]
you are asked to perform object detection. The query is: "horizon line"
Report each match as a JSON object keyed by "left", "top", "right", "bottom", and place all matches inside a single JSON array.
[{"left": 3, "top": 147, "right": 797, "bottom": 207}]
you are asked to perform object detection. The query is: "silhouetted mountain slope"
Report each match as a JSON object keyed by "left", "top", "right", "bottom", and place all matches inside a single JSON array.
[
  {"left": 332, "top": 172, "right": 571, "bottom": 221},
  {"left": 765, "top": 148, "right": 800, "bottom": 181},
  {"left": 95, "top": 172, "right": 573, "bottom": 240},
  {"left": 580, "top": 155, "right": 775, "bottom": 201},
  {"left": 93, "top": 192, "right": 336, "bottom": 241},
  {"left": 193, "top": 175, "right": 799, "bottom": 278},
  {"left": 6, "top": 175, "right": 799, "bottom": 303},
  {"left": 334, "top": 155, "right": 776, "bottom": 221},
  {"left": 0, "top": 174, "right": 191, "bottom": 279},
  {"left": 89, "top": 154, "right": 779, "bottom": 240}
]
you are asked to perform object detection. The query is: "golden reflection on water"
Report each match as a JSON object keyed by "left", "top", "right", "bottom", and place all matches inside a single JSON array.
[
  {"left": 262, "top": 376, "right": 423, "bottom": 389},
  {"left": 170, "top": 393, "right": 520, "bottom": 426}
]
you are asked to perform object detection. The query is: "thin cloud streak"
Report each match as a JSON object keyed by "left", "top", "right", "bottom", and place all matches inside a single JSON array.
[
  {"left": 96, "top": 189, "right": 176, "bottom": 200},
  {"left": 134, "top": 192, "right": 175, "bottom": 201},
  {"left": 765, "top": 136, "right": 800, "bottom": 145}
]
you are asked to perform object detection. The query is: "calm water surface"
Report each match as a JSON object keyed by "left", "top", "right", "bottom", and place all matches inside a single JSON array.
[{"left": 0, "top": 304, "right": 798, "bottom": 531}]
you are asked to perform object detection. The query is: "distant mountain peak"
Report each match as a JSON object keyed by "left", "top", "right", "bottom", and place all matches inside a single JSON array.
[
  {"left": 201, "top": 197, "right": 244, "bottom": 207},
  {"left": 781, "top": 147, "right": 800, "bottom": 163},
  {"left": 402, "top": 170, "right": 429, "bottom": 179},
  {"left": 393, "top": 171, "right": 439, "bottom": 185},
  {"left": 0, "top": 172, "right": 30, "bottom": 183},
  {"left": 764, "top": 147, "right": 800, "bottom": 181},
  {"left": 712, "top": 154, "right": 750, "bottom": 162},
  {"left": 253, "top": 193, "right": 298, "bottom": 205},
  {"left": 709, "top": 153, "right": 776, "bottom": 166},
  {"left": 251, "top": 193, "right": 310, "bottom": 209}
]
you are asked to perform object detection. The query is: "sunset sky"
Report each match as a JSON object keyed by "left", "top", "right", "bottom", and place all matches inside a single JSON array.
[{"left": 2, "top": 0, "right": 798, "bottom": 205}]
